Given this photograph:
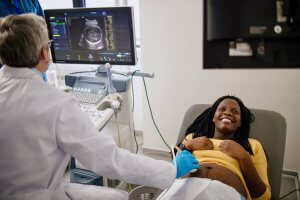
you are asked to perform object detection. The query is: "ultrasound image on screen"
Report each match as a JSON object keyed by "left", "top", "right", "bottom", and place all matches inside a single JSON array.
[
  {"left": 68, "top": 16, "right": 115, "bottom": 51},
  {"left": 79, "top": 19, "right": 104, "bottom": 50}
]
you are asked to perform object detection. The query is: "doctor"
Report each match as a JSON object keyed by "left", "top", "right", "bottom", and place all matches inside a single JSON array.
[
  {"left": 0, "top": 14, "right": 199, "bottom": 200},
  {"left": 0, "top": 0, "right": 47, "bottom": 81}
]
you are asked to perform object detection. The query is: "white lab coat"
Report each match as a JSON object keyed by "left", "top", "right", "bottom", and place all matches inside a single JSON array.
[{"left": 0, "top": 65, "right": 176, "bottom": 200}]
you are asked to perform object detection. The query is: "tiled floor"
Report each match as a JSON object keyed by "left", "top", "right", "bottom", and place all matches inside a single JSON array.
[{"left": 280, "top": 174, "right": 300, "bottom": 200}]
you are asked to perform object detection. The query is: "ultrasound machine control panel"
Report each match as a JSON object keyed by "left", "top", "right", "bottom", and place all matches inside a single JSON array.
[
  {"left": 66, "top": 72, "right": 130, "bottom": 95},
  {"left": 66, "top": 73, "right": 129, "bottom": 130},
  {"left": 72, "top": 76, "right": 107, "bottom": 105}
]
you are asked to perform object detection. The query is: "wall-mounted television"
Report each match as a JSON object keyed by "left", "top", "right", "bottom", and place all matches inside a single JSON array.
[{"left": 203, "top": 0, "right": 300, "bottom": 69}]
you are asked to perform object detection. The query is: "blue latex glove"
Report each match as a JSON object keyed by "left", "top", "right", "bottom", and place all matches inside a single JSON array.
[
  {"left": 42, "top": 72, "right": 47, "bottom": 82},
  {"left": 172, "top": 150, "right": 199, "bottom": 178}
]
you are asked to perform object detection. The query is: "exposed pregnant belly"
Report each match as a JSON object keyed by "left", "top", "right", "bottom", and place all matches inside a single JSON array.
[{"left": 188, "top": 163, "right": 247, "bottom": 197}]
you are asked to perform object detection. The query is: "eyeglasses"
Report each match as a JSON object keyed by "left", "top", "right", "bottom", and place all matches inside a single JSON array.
[{"left": 48, "top": 40, "right": 53, "bottom": 48}]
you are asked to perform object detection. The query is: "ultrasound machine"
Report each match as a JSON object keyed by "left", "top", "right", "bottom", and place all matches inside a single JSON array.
[{"left": 44, "top": 7, "right": 139, "bottom": 188}]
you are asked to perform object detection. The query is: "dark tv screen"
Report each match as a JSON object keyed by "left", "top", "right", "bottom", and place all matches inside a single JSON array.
[{"left": 204, "top": 0, "right": 300, "bottom": 68}]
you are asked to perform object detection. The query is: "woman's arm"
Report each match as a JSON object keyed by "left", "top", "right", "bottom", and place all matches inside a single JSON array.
[
  {"left": 219, "top": 140, "right": 267, "bottom": 198},
  {"left": 236, "top": 151, "right": 266, "bottom": 198}
]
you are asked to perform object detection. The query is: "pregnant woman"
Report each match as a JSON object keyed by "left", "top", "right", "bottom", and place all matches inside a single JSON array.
[{"left": 178, "top": 95, "right": 271, "bottom": 200}]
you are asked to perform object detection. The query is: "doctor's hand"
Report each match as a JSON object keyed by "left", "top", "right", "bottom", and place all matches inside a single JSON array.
[{"left": 172, "top": 150, "right": 199, "bottom": 178}]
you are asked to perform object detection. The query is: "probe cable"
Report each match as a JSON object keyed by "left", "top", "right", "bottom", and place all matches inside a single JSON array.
[
  {"left": 130, "top": 70, "right": 140, "bottom": 153},
  {"left": 142, "top": 77, "right": 171, "bottom": 151}
]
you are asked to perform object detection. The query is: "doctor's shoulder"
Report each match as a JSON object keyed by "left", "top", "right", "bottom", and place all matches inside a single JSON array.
[{"left": 37, "top": 81, "right": 76, "bottom": 103}]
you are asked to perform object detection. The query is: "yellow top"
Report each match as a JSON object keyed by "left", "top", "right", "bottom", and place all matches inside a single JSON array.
[{"left": 183, "top": 134, "right": 271, "bottom": 200}]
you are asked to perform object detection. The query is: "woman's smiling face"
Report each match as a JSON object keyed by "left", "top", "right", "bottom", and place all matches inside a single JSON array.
[{"left": 213, "top": 98, "right": 242, "bottom": 135}]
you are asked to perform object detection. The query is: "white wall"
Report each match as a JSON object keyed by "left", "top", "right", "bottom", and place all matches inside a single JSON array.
[
  {"left": 39, "top": 0, "right": 73, "bottom": 9},
  {"left": 140, "top": 0, "right": 300, "bottom": 172}
]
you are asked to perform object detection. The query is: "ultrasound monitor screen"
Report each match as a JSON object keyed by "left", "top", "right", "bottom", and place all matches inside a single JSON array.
[{"left": 44, "top": 7, "right": 136, "bottom": 65}]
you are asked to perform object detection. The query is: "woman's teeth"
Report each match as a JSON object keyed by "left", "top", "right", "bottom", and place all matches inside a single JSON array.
[{"left": 221, "top": 118, "right": 231, "bottom": 123}]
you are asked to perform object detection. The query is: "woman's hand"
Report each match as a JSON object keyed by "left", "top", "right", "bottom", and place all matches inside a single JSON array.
[
  {"left": 220, "top": 140, "right": 268, "bottom": 198},
  {"left": 219, "top": 140, "right": 249, "bottom": 161},
  {"left": 185, "top": 136, "right": 213, "bottom": 151}
]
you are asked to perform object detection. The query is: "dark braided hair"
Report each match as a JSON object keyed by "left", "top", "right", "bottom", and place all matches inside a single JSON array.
[{"left": 185, "top": 95, "right": 255, "bottom": 155}]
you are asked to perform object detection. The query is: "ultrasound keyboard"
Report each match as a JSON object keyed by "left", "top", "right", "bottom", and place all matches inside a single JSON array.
[
  {"left": 71, "top": 76, "right": 107, "bottom": 105},
  {"left": 72, "top": 90, "right": 105, "bottom": 105},
  {"left": 79, "top": 104, "right": 114, "bottom": 131}
]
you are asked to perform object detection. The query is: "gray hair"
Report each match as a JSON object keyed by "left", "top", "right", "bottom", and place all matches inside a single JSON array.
[{"left": 0, "top": 14, "right": 49, "bottom": 68}]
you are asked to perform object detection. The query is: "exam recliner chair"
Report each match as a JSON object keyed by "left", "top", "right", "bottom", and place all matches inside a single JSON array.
[{"left": 176, "top": 104, "right": 287, "bottom": 200}]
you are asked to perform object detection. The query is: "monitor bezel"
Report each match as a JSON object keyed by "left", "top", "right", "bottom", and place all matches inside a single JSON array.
[{"left": 44, "top": 7, "right": 137, "bottom": 66}]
